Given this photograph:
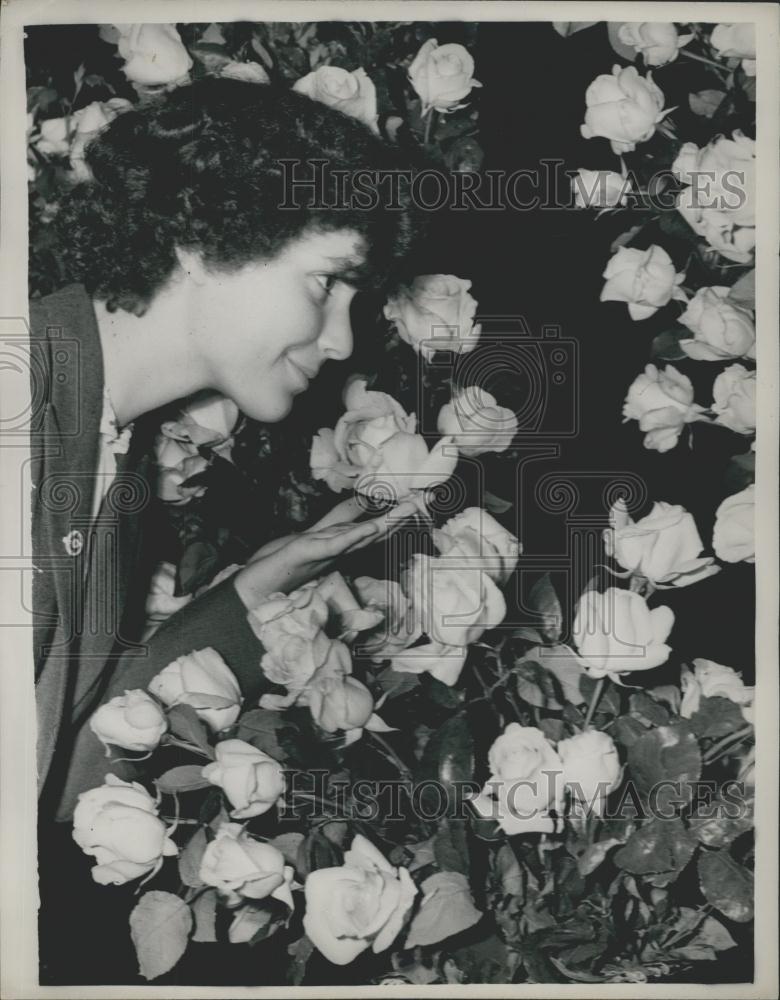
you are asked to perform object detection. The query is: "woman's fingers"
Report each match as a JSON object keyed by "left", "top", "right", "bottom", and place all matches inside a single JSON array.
[{"left": 311, "top": 496, "right": 365, "bottom": 529}]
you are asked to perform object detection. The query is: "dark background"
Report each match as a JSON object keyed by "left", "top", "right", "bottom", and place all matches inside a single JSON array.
[{"left": 32, "top": 20, "right": 755, "bottom": 987}]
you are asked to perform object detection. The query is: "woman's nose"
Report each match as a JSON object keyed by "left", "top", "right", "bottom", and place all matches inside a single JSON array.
[{"left": 319, "top": 295, "right": 354, "bottom": 361}]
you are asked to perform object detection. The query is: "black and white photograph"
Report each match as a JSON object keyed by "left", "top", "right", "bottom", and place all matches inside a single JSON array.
[{"left": 0, "top": 1, "right": 777, "bottom": 995}]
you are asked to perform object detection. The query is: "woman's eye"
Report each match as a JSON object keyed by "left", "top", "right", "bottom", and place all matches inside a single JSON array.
[{"left": 314, "top": 273, "right": 338, "bottom": 297}]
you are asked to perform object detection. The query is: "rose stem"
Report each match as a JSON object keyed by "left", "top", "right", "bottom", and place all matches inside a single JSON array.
[
  {"left": 423, "top": 108, "right": 435, "bottom": 147},
  {"left": 583, "top": 677, "right": 606, "bottom": 730},
  {"left": 367, "top": 731, "right": 413, "bottom": 781}
]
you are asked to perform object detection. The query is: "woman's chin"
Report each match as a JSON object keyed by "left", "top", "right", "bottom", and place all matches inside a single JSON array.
[{"left": 242, "top": 393, "right": 294, "bottom": 423}]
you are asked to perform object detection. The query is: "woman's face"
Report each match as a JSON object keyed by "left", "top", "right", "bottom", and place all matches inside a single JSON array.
[{"left": 184, "top": 229, "right": 366, "bottom": 422}]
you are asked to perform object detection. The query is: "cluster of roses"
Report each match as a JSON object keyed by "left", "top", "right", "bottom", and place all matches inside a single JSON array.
[{"left": 28, "top": 21, "right": 482, "bottom": 187}]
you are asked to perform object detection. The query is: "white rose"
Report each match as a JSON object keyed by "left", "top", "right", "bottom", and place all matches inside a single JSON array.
[
  {"left": 572, "top": 169, "right": 632, "bottom": 209},
  {"left": 558, "top": 731, "right": 622, "bottom": 815},
  {"left": 432, "top": 506, "right": 520, "bottom": 586},
  {"left": 673, "top": 132, "right": 755, "bottom": 261},
  {"left": 114, "top": 23, "right": 193, "bottom": 86},
  {"left": 580, "top": 64, "right": 667, "bottom": 155},
  {"left": 437, "top": 387, "right": 518, "bottom": 457},
  {"left": 406, "top": 553, "right": 507, "bottom": 650},
  {"left": 616, "top": 22, "right": 693, "bottom": 67},
  {"left": 601, "top": 245, "right": 687, "bottom": 321},
  {"left": 148, "top": 647, "right": 242, "bottom": 732},
  {"left": 573, "top": 588, "right": 674, "bottom": 680},
  {"left": 161, "top": 393, "right": 239, "bottom": 452},
  {"left": 680, "top": 658, "right": 754, "bottom": 722},
  {"left": 307, "top": 667, "right": 375, "bottom": 734},
  {"left": 605, "top": 500, "right": 719, "bottom": 588},
  {"left": 68, "top": 98, "right": 133, "bottom": 182},
  {"left": 622, "top": 363, "right": 706, "bottom": 453},
  {"left": 89, "top": 689, "right": 167, "bottom": 753},
  {"left": 220, "top": 61, "right": 269, "bottom": 84},
  {"left": 303, "top": 834, "right": 417, "bottom": 965},
  {"left": 678, "top": 286, "right": 756, "bottom": 361},
  {"left": 248, "top": 585, "right": 332, "bottom": 692},
  {"left": 383, "top": 274, "right": 481, "bottom": 362},
  {"left": 199, "top": 821, "right": 293, "bottom": 907},
  {"left": 712, "top": 485, "right": 755, "bottom": 563},
  {"left": 408, "top": 39, "right": 482, "bottom": 115},
  {"left": 311, "top": 378, "right": 457, "bottom": 501},
  {"left": 35, "top": 117, "right": 71, "bottom": 156},
  {"left": 352, "top": 576, "right": 422, "bottom": 660},
  {"left": 72, "top": 774, "right": 177, "bottom": 885},
  {"left": 711, "top": 364, "right": 756, "bottom": 434},
  {"left": 143, "top": 561, "right": 193, "bottom": 639},
  {"left": 202, "top": 739, "right": 286, "bottom": 819},
  {"left": 710, "top": 23, "right": 756, "bottom": 74},
  {"left": 389, "top": 639, "right": 468, "bottom": 688},
  {"left": 155, "top": 434, "right": 208, "bottom": 504},
  {"left": 470, "top": 724, "right": 565, "bottom": 835},
  {"left": 293, "top": 66, "right": 378, "bottom": 133}
]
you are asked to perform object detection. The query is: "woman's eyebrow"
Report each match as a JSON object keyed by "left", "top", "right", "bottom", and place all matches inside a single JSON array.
[{"left": 322, "top": 254, "right": 372, "bottom": 288}]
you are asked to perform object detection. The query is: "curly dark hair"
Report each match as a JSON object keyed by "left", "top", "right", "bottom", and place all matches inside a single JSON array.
[{"left": 54, "top": 78, "right": 424, "bottom": 314}]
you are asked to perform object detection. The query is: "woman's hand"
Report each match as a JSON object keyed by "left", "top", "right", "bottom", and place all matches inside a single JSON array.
[{"left": 233, "top": 497, "right": 418, "bottom": 609}]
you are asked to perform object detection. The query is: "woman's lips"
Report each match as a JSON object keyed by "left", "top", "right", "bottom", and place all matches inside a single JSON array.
[{"left": 287, "top": 357, "right": 317, "bottom": 390}]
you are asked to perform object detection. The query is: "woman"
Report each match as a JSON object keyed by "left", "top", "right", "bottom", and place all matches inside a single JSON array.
[{"left": 32, "top": 77, "right": 421, "bottom": 980}]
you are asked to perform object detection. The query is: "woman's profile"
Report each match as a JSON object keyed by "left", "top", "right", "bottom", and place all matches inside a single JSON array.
[{"left": 32, "top": 78, "right": 421, "bottom": 822}]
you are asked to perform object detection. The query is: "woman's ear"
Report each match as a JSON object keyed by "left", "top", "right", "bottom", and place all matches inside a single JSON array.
[{"left": 174, "top": 246, "right": 209, "bottom": 286}]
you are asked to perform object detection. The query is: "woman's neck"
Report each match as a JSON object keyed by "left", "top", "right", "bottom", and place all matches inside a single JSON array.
[{"left": 92, "top": 283, "right": 209, "bottom": 426}]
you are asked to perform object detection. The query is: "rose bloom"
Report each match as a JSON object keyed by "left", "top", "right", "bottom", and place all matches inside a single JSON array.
[
  {"left": 311, "top": 378, "right": 457, "bottom": 501},
  {"left": 202, "top": 739, "right": 286, "bottom": 819},
  {"left": 601, "top": 245, "right": 687, "bottom": 321},
  {"left": 623, "top": 364, "right": 706, "bottom": 453},
  {"left": 303, "top": 834, "right": 417, "bottom": 965},
  {"left": 160, "top": 393, "right": 239, "bottom": 462},
  {"left": 408, "top": 38, "right": 482, "bottom": 114},
  {"left": 72, "top": 774, "right": 177, "bottom": 885},
  {"left": 470, "top": 724, "right": 565, "bottom": 836},
  {"left": 154, "top": 434, "right": 209, "bottom": 504},
  {"left": 383, "top": 275, "right": 481, "bottom": 362},
  {"left": 681, "top": 658, "right": 754, "bottom": 723},
  {"left": 712, "top": 364, "right": 756, "bottom": 434},
  {"left": 389, "top": 638, "right": 471, "bottom": 688},
  {"left": 89, "top": 689, "right": 167, "bottom": 754},
  {"left": 306, "top": 648, "right": 375, "bottom": 734},
  {"left": 352, "top": 576, "right": 422, "bottom": 660},
  {"left": 199, "top": 821, "right": 293, "bottom": 908},
  {"left": 148, "top": 647, "right": 242, "bottom": 732},
  {"left": 604, "top": 500, "right": 719, "bottom": 588},
  {"left": 712, "top": 484, "right": 755, "bottom": 563},
  {"left": 616, "top": 22, "right": 693, "bottom": 67},
  {"left": 673, "top": 133, "right": 755, "bottom": 262},
  {"left": 678, "top": 286, "right": 756, "bottom": 362},
  {"left": 558, "top": 730, "right": 622, "bottom": 815},
  {"left": 294, "top": 66, "right": 378, "bottom": 133},
  {"left": 143, "top": 561, "right": 193, "bottom": 639},
  {"left": 573, "top": 588, "right": 674, "bottom": 680},
  {"left": 432, "top": 507, "right": 520, "bottom": 586},
  {"left": 114, "top": 23, "right": 193, "bottom": 86},
  {"left": 437, "top": 387, "right": 518, "bottom": 457},
  {"left": 572, "top": 169, "right": 632, "bottom": 209},
  {"left": 248, "top": 584, "right": 332, "bottom": 693},
  {"left": 710, "top": 23, "right": 756, "bottom": 75},
  {"left": 220, "top": 60, "right": 270, "bottom": 84},
  {"left": 580, "top": 65, "right": 667, "bottom": 154},
  {"left": 405, "top": 553, "right": 507, "bottom": 652}
]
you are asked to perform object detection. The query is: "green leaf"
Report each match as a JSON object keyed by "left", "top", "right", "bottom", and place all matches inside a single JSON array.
[
  {"left": 191, "top": 889, "right": 217, "bottom": 943},
  {"left": 692, "top": 914, "right": 738, "bottom": 952},
  {"left": 576, "top": 838, "right": 623, "bottom": 877},
  {"left": 629, "top": 691, "right": 670, "bottom": 728},
  {"left": 537, "top": 645, "right": 586, "bottom": 705},
  {"left": 156, "top": 764, "right": 210, "bottom": 794},
  {"left": 426, "top": 676, "right": 465, "bottom": 709},
  {"left": 405, "top": 871, "right": 482, "bottom": 948},
  {"left": 268, "top": 832, "right": 305, "bottom": 867},
  {"left": 525, "top": 574, "right": 562, "bottom": 643},
  {"left": 650, "top": 328, "right": 688, "bottom": 362},
  {"left": 698, "top": 850, "right": 754, "bottom": 922},
  {"left": 483, "top": 491, "right": 513, "bottom": 515},
  {"left": 433, "top": 818, "right": 469, "bottom": 875},
  {"left": 288, "top": 935, "right": 315, "bottom": 986},
  {"left": 235, "top": 708, "right": 291, "bottom": 759},
  {"left": 724, "top": 450, "right": 755, "bottom": 492},
  {"left": 130, "top": 891, "right": 193, "bottom": 981},
  {"left": 613, "top": 716, "right": 647, "bottom": 747},
  {"left": 373, "top": 666, "right": 421, "bottom": 699},
  {"left": 688, "top": 696, "right": 747, "bottom": 740},
  {"left": 178, "top": 828, "right": 208, "bottom": 887},
  {"left": 614, "top": 817, "right": 697, "bottom": 876},
  {"left": 178, "top": 540, "right": 219, "bottom": 594},
  {"left": 297, "top": 830, "right": 340, "bottom": 878},
  {"left": 229, "top": 906, "right": 279, "bottom": 944},
  {"left": 688, "top": 792, "right": 754, "bottom": 849},
  {"left": 417, "top": 714, "right": 474, "bottom": 816},
  {"left": 726, "top": 268, "right": 755, "bottom": 310},
  {"left": 166, "top": 704, "right": 213, "bottom": 756},
  {"left": 627, "top": 723, "right": 701, "bottom": 811},
  {"left": 658, "top": 209, "right": 700, "bottom": 245},
  {"left": 515, "top": 659, "right": 561, "bottom": 709},
  {"left": 688, "top": 89, "right": 727, "bottom": 118}
]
